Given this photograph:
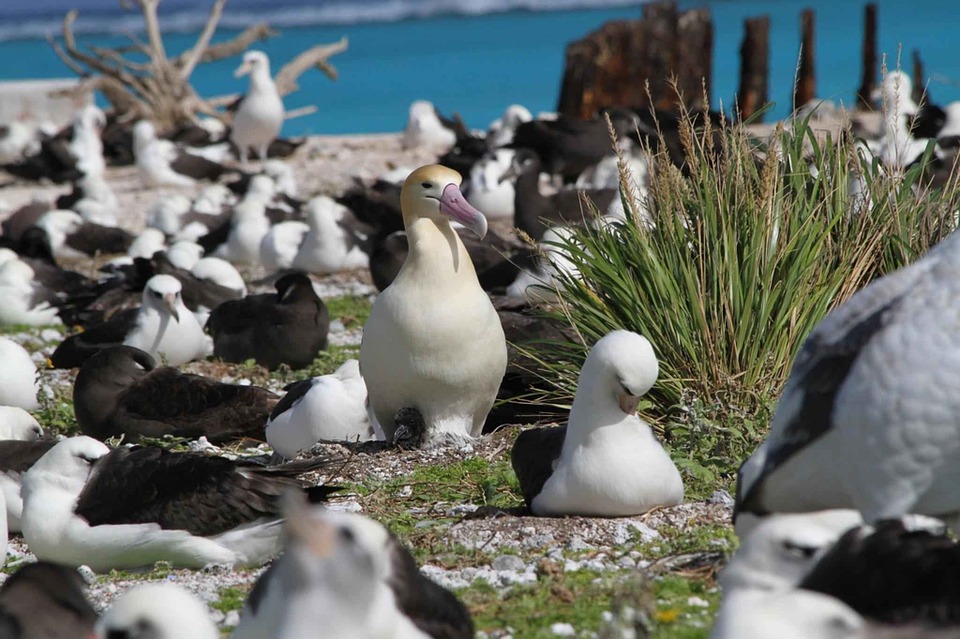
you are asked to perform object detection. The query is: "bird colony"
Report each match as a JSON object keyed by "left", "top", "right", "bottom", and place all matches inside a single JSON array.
[{"left": 0, "top": 65, "right": 957, "bottom": 637}]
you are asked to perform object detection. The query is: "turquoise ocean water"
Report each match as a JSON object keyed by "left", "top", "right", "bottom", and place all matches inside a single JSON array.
[{"left": 0, "top": 0, "right": 957, "bottom": 136}]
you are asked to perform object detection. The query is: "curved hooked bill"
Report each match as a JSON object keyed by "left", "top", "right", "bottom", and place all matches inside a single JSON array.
[
  {"left": 439, "top": 183, "right": 488, "bottom": 239},
  {"left": 618, "top": 388, "right": 641, "bottom": 415}
]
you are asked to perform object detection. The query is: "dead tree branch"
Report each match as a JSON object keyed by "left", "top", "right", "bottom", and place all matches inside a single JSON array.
[
  {"left": 179, "top": 0, "right": 227, "bottom": 80},
  {"left": 274, "top": 36, "right": 349, "bottom": 96},
  {"left": 193, "top": 23, "right": 277, "bottom": 64}
]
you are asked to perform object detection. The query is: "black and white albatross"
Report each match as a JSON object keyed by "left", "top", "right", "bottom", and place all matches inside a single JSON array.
[{"left": 20, "top": 436, "right": 338, "bottom": 571}]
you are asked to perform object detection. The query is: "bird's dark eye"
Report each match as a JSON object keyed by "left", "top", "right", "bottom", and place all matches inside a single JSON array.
[
  {"left": 782, "top": 540, "right": 818, "bottom": 559},
  {"left": 340, "top": 527, "right": 356, "bottom": 544},
  {"left": 152, "top": 290, "right": 162, "bottom": 297},
  {"left": 421, "top": 182, "right": 433, "bottom": 189}
]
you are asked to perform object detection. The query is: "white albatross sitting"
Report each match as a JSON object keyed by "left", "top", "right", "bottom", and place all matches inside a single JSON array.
[
  {"left": 291, "top": 195, "right": 371, "bottom": 274},
  {"left": 511, "top": 330, "right": 683, "bottom": 516},
  {"left": 359, "top": 165, "right": 507, "bottom": 446},
  {"left": 232, "top": 494, "right": 473, "bottom": 639},
  {"left": 96, "top": 583, "right": 218, "bottom": 639},
  {"left": 20, "top": 436, "right": 338, "bottom": 571},
  {"left": 232, "top": 50, "right": 284, "bottom": 164},
  {"left": 266, "top": 359, "right": 371, "bottom": 458},
  {"left": 0, "top": 337, "right": 41, "bottom": 409},
  {"left": 401, "top": 100, "right": 456, "bottom": 151},
  {"left": 735, "top": 229, "right": 960, "bottom": 531}
]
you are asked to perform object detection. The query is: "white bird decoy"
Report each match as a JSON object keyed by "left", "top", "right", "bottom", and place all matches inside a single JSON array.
[
  {"left": 68, "top": 105, "right": 106, "bottom": 177},
  {"left": 401, "top": 100, "right": 456, "bottom": 151},
  {"left": 191, "top": 256, "right": 247, "bottom": 297},
  {"left": 0, "top": 407, "right": 43, "bottom": 441},
  {"left": 506, "top": 225, "right": 580, "bottom": 304},
  {"left": 127, "top": 227, "right": 167, "bottom": 259},
  {"left": 467, "top": 149, "right": 516, "bottom": 220},
  {"left": 735, "top": 229, "right": 960, "bottom": 531},
  {"left": 261, "top": 220, "right": 310, "bottom": 272},
  {"left": 511, "top": 330, "right": 683, "bottom": 516},
  {"left": 291, "top": 196, "right": 370, "bottom": 274},
  {"left": 0, "top": 337, "right": 41, "bottom": 409},
  {"left": 146, "top": 194, "right": 193, "bottom": 236},
  {"left": 232, "top": 495, "right": 473, "bottom": 639},
  {"left": 166, "top": 240, "right": 206, "bottom": 270},
  {"left": 266, "top": 359, "right": 371, "bottom": 458},
  {"left": 0, "top": 259, "right": 62, "bottom": 326},
  {"left": 122, "top": 274, "right": 210, "bottom": 366},
  {"left": 96, "top": 583, "right": 219, "bottom": 639},
  {"left": 487, "top": 104, "right": 532, "bottom": 149},
  {"left": 133, "top": 120, "right": 197, "bottom": 188},
  {"left": 359, "top": 165, "right": 507, "bottom": 446},
  {"left": 232, "top": 51, "right": 285, "bottom": 164}
]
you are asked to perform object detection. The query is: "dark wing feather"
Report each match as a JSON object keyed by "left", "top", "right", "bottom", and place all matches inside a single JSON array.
[
  {"left": 510, "top": 426, "right": 566, "bottom": 509},
  {"left": 171, "top": 150, "right": 230, "bottom": 182},
  {"left": 387, "top": 534, "right": 474, "bottom": 639},
  {"left": 64, "top": 223, "right": 134, "bottom": 256},
  {"left": 112, "top": 367, "right": 277, "bottom": 442},
  {"left": 0, "top": 562, "right": 97, "bottom": 639},
  {"left": 735, "top": 294, "right": 906, "bottom": 516},
  {"left": 49, "top": 307, "right": 139, "bottom": 368},
  {"left": 269, "top": 379, "right": 315, "bottom": 421},
  {"left": 0, "top": 439, "right": 59, "bottom": 473},
  {"left": 799, "top": 520, "right": 960, "bottom": 625},
  {"left": 74, "top": 447, "right": 333, "bottom": 535}
]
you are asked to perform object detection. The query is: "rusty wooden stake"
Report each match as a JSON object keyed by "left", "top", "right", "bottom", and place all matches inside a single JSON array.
[
  {"left": 857, "top": 3, "right": 877, "bottom": 109},
  {"left": 737, "top": 16, "right": 770, "bottom": 121},
  {"left": 793, "top": 8, "right": 816, "bottom": 110}
]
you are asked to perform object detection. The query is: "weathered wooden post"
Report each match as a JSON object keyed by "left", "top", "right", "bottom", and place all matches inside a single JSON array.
[
  {"left": 793, "top": 8, "right": 816, "bottom": 110},
  {"left": 912, "top": 49, "right": 927, "bottom": 104},
  {"left": 857, "top": 3, "right": 877, "bottom": 109},
  {"left": 556, "top": 1, "right": 714, "bottom": 119},
  {"left": 737, "top": 16, "right": 770, "bottom": 121},
  {"left": 677, "top": 8, "right": 713, "bottom": 111}
]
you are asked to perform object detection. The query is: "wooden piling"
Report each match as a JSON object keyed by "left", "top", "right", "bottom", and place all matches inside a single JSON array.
[
  {"left": 555, "top": 1, "right": 714, "bottom": 119},
  {"left": 857, "top": 3, "right": 877, "bottom": 109},
  {"left": 912, "top": 49, "right": 927, "bottom": 104},
  {"left": 793, "top": 8, "right": 816, "bottom": 110},
  {"left": 737, "top": 16, "right": 770, "bottom": 121},
  {"left": 677, "top": 8, "right": 713, "bottom": 112}
]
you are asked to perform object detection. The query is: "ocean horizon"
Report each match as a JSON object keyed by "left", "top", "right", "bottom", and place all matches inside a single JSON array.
[{"left": 0, "top": 0, "right": 957, "bottom": 136}]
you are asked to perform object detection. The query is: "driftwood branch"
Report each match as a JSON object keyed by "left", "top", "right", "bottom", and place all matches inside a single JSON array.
[
  {"left": 196, "top": 23, "right": 277, "bottom": 64},
  {"left": 50, "top": 0, "right": 345, "bottom": 129},
  {"left": 178, "top": 0, "right": 227, "bottom": 80},
  {"left": 274, "top": 36, "right": 348, "bottom": 96},
  {"left": 284, "top": 105, "right": 318, "bottom": 120}
]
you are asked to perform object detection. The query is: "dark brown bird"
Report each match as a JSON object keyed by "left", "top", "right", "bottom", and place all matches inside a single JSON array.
[
  {"left": 0, "top": 561, "right": 97, "bottom": 639},
  {"left": 206, "top": 272, "right": 329, "bottom": 370},
  {"left": 73, "top": 345, "right": 277, "bottom": 443}
]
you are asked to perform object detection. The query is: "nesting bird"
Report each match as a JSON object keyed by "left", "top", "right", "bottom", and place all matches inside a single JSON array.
[
  {"left": 512, "top": 330, "right": 683, "bottom": 516},
  {"left": 266, "top": 359, "right": 371, "bottom": 458},
  {"left": 291, "top": 195, "right": 371, "bottom": 274},
  {"left": 20, "top": 436, "right": 337, "bottom": 571},
  {"left": 401, "top": 100, "right": 457, "bottom": 150},
  {"left": 0, "top": 562, "right": 98, "bottom": 639},
  {"left": 233, "top": 495, "right": 474, "bottom": 639},
  {"left": 96, "top": 583, "right": 218, "bottom": 639},
  {"left": 359, "top": 165, "right": 507, "bottom": 446},
  {"left": 73, "top": 345, "right": 277, "bottom": 443},
  {"left": 735, "top": 230, "right": 960, "bottom": 532},
  {"left": 206, "top": 272, "right": 329, "bottom": 370},
  {"left": 0, "top": 336, "right": 42, "bottom": 413},
  {"left": 232, "top": 51, "right": 285, "bottom": 163},
  {"left": 50, "top": 274, "right": 209, "bottom": 368}
]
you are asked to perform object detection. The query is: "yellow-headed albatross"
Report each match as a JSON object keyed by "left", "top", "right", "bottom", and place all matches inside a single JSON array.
[{"left": 359, "top": 165, "right": 507, "bottom": 446}]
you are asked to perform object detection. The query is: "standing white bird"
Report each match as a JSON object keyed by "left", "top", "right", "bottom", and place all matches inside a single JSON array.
[
  {"left": 736, "top": 229, "right": 960, "bottom": 531},
  {"left": 291, "top": 195, "right": 370, "bottom": 274},
  {"left": 232, "top": 495, "right": 473, "bottom": 639},
  {"left": 232, "top": 51, "right": 285, "bottom": 164},
  {"left": 359, "top": 165, "right": 507, "bottom": 446},
  {"left": 511, "top": 330, "right": 683, "bottom": 516},
  {"left": 96, "top": 583, "right": 218, "bottom": 639},
  {"left": 401, "top": 101, "right": 456, "bottom": 151},
  {"left": 68, "top": 105, "right": 106, "bottom": 177},
  {"left": 0, "top": 337, "right": 41, "bottom": 409},
  {"left": 266, "top": 359, "right": 371, "bottom": 457}
]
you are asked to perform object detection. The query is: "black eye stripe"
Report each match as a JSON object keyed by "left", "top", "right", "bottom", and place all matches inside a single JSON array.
[{"left": 421, "top": 182, "right": 433, "bottom": 189}]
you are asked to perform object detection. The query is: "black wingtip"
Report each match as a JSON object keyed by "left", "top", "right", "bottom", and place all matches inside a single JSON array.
[{"left": 305, "top": 484, "right": 343, "bottom": 503}]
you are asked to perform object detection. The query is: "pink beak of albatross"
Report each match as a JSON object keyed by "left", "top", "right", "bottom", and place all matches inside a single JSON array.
[{"left": 439, "top": 183, "right": 488, "bottom": 239}]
